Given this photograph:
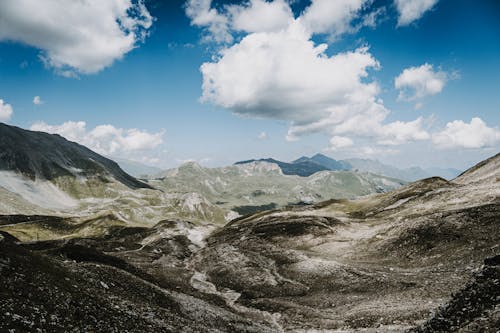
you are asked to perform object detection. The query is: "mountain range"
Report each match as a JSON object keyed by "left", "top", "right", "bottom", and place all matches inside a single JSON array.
[
  {"left": 0, "top": 122, "right": 405, "bottom": 226},
  {"left": 149, "top": 161, "right": 405, "bottom": 218},
  {"left": 235, "top": 153, "right": 462, "bottom": 181},
  {"left": 1, "top": 122, "right": 498, "bottom": 332}
]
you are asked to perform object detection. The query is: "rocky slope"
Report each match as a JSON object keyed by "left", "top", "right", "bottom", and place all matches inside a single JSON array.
[
  {"left": 1, "top": 153, "right": 498, "bottom": 332},
  {"left": 0, "top": 122, "right": 150, "bottom": 189},
  {"left": 0, "top": 123, "right": 234, "bottom": 225}
]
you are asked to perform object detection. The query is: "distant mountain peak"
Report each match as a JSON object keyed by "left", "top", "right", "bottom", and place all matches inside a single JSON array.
[{"left": 236, "top": 153, "right": 462, "bottom": 181}]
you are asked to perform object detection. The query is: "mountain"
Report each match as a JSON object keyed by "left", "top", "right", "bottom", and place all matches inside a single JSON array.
[
  {"left": 1, "top": 153, "right": 498, "bottom": 332},
  {"left": 236, "top": 154, "right": 462, "bottom": 180},
  {"left": 0, "top": 123, "right": 231, "bottom": 225},
  {"left": 151, "top": 161, "right": 405, "bottom": 218},
  {"left": 0, "top": 123, "right": 150, "bottom": 189},
  {"left": 344, "top": 157, "right": 429, "bottom": 181},
  {"left": 190, "top": 152, "right": 500, "bottom": 331},
  {"left": 235, "top": 157, "right": 329, "bottom": 176},
  {"left": 294, "top": 153, "right": 351, "bottom": 171},
  {"left": 345, "top": 158, "right": 464, "bottom": 181}
]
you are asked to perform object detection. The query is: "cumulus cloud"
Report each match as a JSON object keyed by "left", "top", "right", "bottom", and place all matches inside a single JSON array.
[
  {"left": 395, "top": 63, "right": 448, "bottom": 101},
  {"left": 395, "top": 0, "right": 438, "bottom": 26},
  {"left": 30, "top": 121, "right": 164, "bottom": 155},
  {"left": 0, "top": 0, "right": 153, "bottom": 75},
  {"left": 229, "top": 0, "right": 293, "bottom": 33},
  {"left": 186, "top": 0, "right": 379, "bottom": 43},
  {"left": 188, "top": 0, "right": 431, "bottom": 152},
  {"left": 185, "top": 0, "right": 232, "bottom": 43},
  {"left": 0, "top": 99, "right": 13, "bottom": 121},
  {"left": 377, "top": 117, "right": 430, "bottom": 145},
  {"left": 432, "top": 117, "right": 500, "bottom": 149},
  {"left": 33, "top": 96, "right": 44, "bottom": 105},
  {"left": 202, "top": 21, "right": 429, "bottom": 146},
  {"left": 202, "top": 22, "right": 381, "bottom": 122},
  {"left": 300, "top": 0, "right": 369, "bottom": 38}
]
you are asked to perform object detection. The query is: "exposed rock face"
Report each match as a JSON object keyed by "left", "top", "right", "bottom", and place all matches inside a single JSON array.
[
  {"left": 410, "top": 255, "right": 500, "bottom": 333},
  {"left": 0, "top": 153, "right": 499, "bottom": 332}
]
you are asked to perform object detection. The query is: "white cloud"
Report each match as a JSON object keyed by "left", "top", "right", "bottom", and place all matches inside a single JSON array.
[
  {"left": 395, "top": 63, "right": 448, "bottom": 101},
  {"left": 30, "top": 121, "right": 164, "bottom": 155},
  {"left": 377, "top": 117, "right": 430, "bottom": 145},
  {"left": 0, "top": 0, "right": 153, "bottom": 75},
  {"left": 395, "top": 0, "right": 438, "bottom": 26},
  {"left": 358, "top": 146, "right": 399, "bottom": 156},
  {"left": 188, "top": 1, "right": 430, "bottom": 152},
  {"left": 432, "top": 117, "right": 500, "bottom": 149},
  {"left": 229, "top": 0, "right": 293, "bottom": 33},
  {"left": 201, "top": 20, "right": 429, "bottom": 147},
  {"left": 202, "top": 22, "right": 381, "bottom": 123},
  {"left": 33, "top": 96, "right": 44, "bottom": 105},
  {"left": 329, "top": 136, "right": 354, "bottom": 150},
  {"left": 185, "top": 0, "right": 232, "bottom": 43},
  {"left": 300, "top": 0, "right": 369, "bottom": 38},
  {"left": 186, "top": 0, "right": 379, "bottom": 43},
  {"left": 0, "top": 99, "right": 13, "bottom": 121},
  {"left": 258, "top": 131, "right": 268, "bottom": 140}
]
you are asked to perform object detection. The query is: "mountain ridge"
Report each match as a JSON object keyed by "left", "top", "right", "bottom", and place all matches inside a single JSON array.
[
  {"left": 0, "top": 122, "right": 151, "bottom": 189},
  {"left": 235, "top": 153, "right": 462, "bottom": 181}
]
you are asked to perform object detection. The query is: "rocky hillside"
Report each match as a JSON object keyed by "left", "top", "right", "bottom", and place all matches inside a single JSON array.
[
  {"left": 0, "top": 123, "right": 232, "bottom": 224},
  {"left": 150, "top": 161, "right": 405, "bottom": 216},
  {"left": 0, "top": 122, "right": 150, "bottom": 189},
  {"left": 1, "top": 153, "right": 498, "bottom": 332}
]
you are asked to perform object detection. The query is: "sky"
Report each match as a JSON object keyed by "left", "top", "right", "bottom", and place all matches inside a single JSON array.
[{"left": 0, "top": 0, "right": 499, "bottom": 170}]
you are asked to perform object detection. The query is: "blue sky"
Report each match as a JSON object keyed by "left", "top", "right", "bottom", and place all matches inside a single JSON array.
[{"left": 0, "top": 0, "right": 499, "bottom": 170}]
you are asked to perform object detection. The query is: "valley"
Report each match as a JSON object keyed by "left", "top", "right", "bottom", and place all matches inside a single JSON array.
[{"left": 0, "top": 123, "right": 498, "bottom": 332}]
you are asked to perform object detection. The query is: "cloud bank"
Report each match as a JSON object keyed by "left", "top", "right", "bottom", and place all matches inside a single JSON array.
[
  {"left": 432, "top": 118, "right": 500, "bottom": 149},
  {"left": 30, "top": 121, "right": 164, "bottom": 155}
]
